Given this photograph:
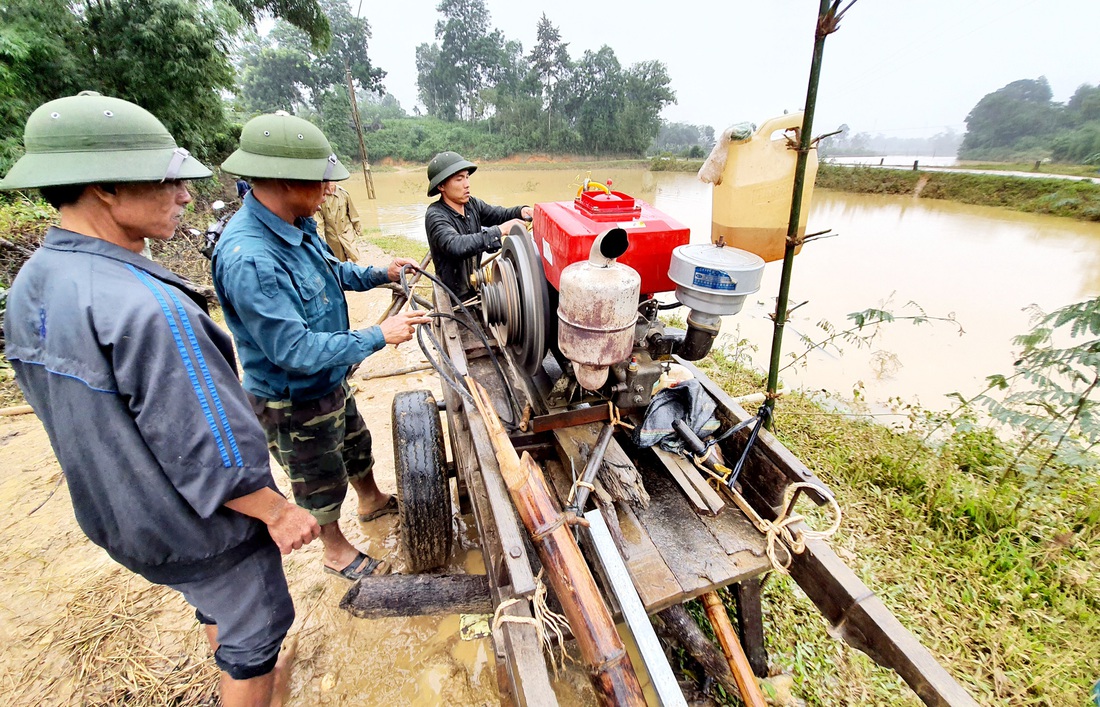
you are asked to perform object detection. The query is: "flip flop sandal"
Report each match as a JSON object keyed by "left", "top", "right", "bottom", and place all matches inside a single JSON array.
[
  {"left": 357, "top": 495, "right": 399, "bottom": 523},
  {"left": 323, "top": 551, "right": 389, "bottom": 581}
]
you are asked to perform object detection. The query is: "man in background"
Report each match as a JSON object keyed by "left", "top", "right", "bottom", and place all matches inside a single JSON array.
[
  {"left": 318, "top": 181, "right": 362, "bottom": 262},
  {"left": 1, "top": 92, "right": 319, "bottom": 707},
  {"left": 423, "top": 151, "right": 532, "bottom": 299}
]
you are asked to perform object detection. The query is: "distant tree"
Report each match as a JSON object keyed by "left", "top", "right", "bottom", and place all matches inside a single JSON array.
[
  {"left": 652, "top": 121, "right": 716, "bottom": 156},
  {"left": 0, "top": 0, "right": 87, "bottom": 173},
  {"left": 238, "top": 0, "right": 385, "bottom": 118},
  {"left": 415, "top": 42, "right": 458, "bottom": 121},
  {"left": 361, "top": 92, "right": 408, "bottom": 123},
  {"left": 1066, "top": 83, "right": 1100, "bottom": 126},
  {"left": 620, "top": 60, "right": 675, "bottom": 153},
  {"left": 420, "top": 0, "right": 507, "bottom": 122},
  {"left": 960, "top": 77, "right": 1060, "bottom": 157},
  {"left": 238, "top": 44, "right": 310, "bottom": 113},
  {"left": 565, "top": 46, "right": 624, "bottom": 152},
  {"left": 0, "top": 0, "right": 332, "bottom": 170},
  {"left": 528, "top": 14, "right": 570, "bottom": 140}
]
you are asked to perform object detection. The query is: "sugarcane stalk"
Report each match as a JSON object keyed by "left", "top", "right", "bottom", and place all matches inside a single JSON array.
[
  {"left": 467, "top": 377, "right": 645, "bottom": 707},
  {"left": 701, "top": 592, "right": 768, "bottom": 707}
]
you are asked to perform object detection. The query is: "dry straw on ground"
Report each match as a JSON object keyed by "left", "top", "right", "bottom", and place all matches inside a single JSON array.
[{"left": 14, "top": 568, "right": 218, "bottom": 706}]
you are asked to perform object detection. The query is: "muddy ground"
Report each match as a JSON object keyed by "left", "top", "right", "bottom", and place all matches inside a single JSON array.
[{"left": 0, "top": 242, "right": 599, "bottom": 706}]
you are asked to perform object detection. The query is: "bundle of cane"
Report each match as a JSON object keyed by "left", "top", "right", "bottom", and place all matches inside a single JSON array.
[{"left": 466, "top": 377, "right": 644, "bottom": 706}]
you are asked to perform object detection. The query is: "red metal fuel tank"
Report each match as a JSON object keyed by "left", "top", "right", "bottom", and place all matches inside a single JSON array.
[{"left": 533, "top": 188, "right": 690, "bottom": 295}]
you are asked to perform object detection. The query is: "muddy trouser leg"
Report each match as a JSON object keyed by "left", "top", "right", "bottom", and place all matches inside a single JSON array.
[{"left": 249, "top": 383, "right": 365, "bottom": 527}]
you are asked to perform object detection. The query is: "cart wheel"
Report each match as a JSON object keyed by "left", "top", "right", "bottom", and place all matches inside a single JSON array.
[{"left": 392, "top": 390, "right": 452, "bottom": 571}]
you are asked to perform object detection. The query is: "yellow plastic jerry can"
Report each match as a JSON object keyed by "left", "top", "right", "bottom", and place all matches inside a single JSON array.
[{"left": 710, "top": 113, "right": 818, "bottom": 263}]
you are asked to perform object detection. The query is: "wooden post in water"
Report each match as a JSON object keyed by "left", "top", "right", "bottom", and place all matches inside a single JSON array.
[
  {"left": 467, "top": 378, "right": 646, "bottom": 707},
  {"left": 344, "top": 64, "right": 376, "bottom": 199},
  {"left": 764, "top": 0, "right": 852, "bottom": 428}
]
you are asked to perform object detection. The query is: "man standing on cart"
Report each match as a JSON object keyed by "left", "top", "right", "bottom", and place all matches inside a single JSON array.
[
  {"left": 213, "top": 113, "right": 430, "bottom": 582},
  {"left": 423, "top": 151, "right": 532, "bottom": 300}
]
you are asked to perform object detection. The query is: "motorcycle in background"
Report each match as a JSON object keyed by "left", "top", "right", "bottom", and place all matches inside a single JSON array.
[{"left": 193, "top": 200, "right": 233, "bottom": 259}]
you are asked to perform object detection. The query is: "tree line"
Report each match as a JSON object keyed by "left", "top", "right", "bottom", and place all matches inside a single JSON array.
[
  {"left": 959, "top": 77, "right": 1100, "bottom": 164},
  {"left": 1, "top": 0, "right": 693, "bottom": 176}
]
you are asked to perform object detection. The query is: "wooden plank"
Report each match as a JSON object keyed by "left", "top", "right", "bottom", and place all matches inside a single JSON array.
[
  {"left": 435, "top": 288, "right": 536, "bottom": 598},
  {"left": 789, "top": 533, "right": 978, "bottom": 707},
  {"left": 734, "top": 579, "right": 768, "bottom": 677},
  {"left": 494, "top": 602, "right": 560, "bottom": 707},
  {"left": 543, "top": 460, "right": 683, "bottom": 612},
  {"left": 650, "top": 447, "right": 724, "bottom": 515},
  {"left": 339, "top": 574, "right": 491, "bottom": 618},
  {"left": 632, "top": 460, "right": 768, "bottom": 608},
  {"left": 607, "top": 503, "right": 684, "bottom": 611},
  {"left": 551, "top": 424, "right": 649, "bottom": 508},
  {"left": 433, "top": 287, "right": 556, "bottom": 707}
]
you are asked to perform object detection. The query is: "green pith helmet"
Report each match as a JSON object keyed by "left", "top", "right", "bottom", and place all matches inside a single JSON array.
[
  {"left": 222, "top": 113, "right": 350, "bottom": 181},
  {"left": 426, "top": 151, "right": 477, "bottom": 197},
  {"left": 0, "top": 91, "right": 211, "bottom": 190}
]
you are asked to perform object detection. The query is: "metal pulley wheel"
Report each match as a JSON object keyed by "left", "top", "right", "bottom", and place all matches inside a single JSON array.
[{"left": 477, "top": 229, "right": 550, "bottom": 374}]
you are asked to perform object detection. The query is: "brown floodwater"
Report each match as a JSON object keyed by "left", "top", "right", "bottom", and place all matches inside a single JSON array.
[{"left": 347, "top": 167, "right": 1100, "bottom": 415}]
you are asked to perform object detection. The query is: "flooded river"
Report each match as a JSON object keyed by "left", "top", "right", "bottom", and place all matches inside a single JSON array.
[{"left": 347, "top": 167, "right": 1100, "bottom": 414}]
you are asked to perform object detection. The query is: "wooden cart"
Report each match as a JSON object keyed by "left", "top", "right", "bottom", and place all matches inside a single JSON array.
[{"left": 341, "top": 283, "right": 977, "bottom": 707}]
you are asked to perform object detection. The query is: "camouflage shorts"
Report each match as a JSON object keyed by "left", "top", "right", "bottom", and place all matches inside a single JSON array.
[{"left": 249, "top": 382, "right": 374, "bottom": 526}]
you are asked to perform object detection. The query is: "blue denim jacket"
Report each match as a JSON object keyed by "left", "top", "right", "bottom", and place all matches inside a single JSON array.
[{"left": 213, "top": 192, "right": 389, "bottom": 401}]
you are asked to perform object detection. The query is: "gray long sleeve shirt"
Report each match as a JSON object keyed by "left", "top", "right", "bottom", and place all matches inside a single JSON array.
[{"left": 5, "top": 228, "right": 277, "bottom": 584}]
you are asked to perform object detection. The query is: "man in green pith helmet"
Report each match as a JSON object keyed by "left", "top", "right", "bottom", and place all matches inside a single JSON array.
[
  {"left": 1, "top": 92, "right": 320, "bottom": 707},
  {"left": 424, "top": 151, "right": 532, "bottom": 299},
  {"left": 213, "top": 112, "right": 430, "bottom": 583}
]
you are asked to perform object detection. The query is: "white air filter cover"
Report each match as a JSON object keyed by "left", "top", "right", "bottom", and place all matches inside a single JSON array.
[{"left": 668, "top": 244, "right": 765, "bottom": 315}]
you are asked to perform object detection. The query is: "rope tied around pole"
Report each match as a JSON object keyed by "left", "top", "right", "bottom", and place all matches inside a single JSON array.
[
  {"left": 492, "top": 571, "right": 573, "bottom": 672},
  {"left": 726, "top": 481, "right": 842, "bottom": 573}
]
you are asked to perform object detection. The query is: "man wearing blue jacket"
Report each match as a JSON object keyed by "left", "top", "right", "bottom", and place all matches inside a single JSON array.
[
  {"left": 1, "top": 93, "right": 319, "bottom": 706},
  {"left": 214, "top": 113, "right": 429, "bottom": 582}
]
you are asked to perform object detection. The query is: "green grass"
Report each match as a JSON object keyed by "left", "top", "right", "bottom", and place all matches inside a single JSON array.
[
  {"left": 817, "top": 165, "right": 1100, "bottom": 222},
  {"left": 362, "top": 230, "right": 430, "bottom": 263},
  {"left": 694, "top": 349, "right": 1100, "bottom": 706}
]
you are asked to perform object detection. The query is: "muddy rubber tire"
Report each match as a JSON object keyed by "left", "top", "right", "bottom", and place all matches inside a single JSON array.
[{"left": 392, "top": 390, "right": 452, "bottom": 572}]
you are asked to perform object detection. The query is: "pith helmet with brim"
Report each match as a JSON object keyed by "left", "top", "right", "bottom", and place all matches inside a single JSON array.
[
  {"left": 426, "top": 151, "right": 477, "bottom": 197},
  {"left": 222, "top": 112, "right": 350, "bottom": 181},
  {"left": 0, "top": 91, "right": 211, "bottom": 190}
]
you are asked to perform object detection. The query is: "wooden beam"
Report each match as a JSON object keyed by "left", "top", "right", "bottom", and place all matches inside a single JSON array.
[
  {"left": 789, "top": 534, "right": 979, "bottom": 707},
  {"left": 734, "top": 579, "right": 768, "bottom": 677},
  {"left": 651, "top": 447, "right": 724, "bottom": 515},
  {"left": 339, "top": 574, "right": 491, "bottom": 618}
]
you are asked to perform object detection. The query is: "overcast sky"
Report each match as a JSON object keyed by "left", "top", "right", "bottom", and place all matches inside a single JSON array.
[{"left": 356, "top": 0, "right": 1098, "bottom": 139}]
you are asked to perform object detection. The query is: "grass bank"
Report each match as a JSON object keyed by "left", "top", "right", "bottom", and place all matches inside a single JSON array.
[
  {"left": 691, "top": 350, "right": 1098, "bottom": 706},
  {"left": 647, "top": 156, "right": 1100, "bottom": 222},
  {"left": 816, "top": 164, "right": 1100, "bottom": 221}
]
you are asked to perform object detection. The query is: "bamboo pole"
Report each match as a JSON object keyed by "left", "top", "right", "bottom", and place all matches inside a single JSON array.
[
  {"left": 344, "top": 64, "right": 375, "bottom": 199},
  {"left": 764, "top": 0, "right": 850, "bottom": 429},
  {"left": 701, "top": 592, "right": 768, "bottom": 707},
  {"left": 467, "top": 377, "right": 645, "bottom": 707}
]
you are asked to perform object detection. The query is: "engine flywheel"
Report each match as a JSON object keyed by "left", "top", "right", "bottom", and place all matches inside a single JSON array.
[{"left": 476, "top": 229, "right": 550, "bottom": 374}]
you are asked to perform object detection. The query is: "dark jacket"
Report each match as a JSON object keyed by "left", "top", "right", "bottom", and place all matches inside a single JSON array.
[
  {"left": 424, "top": 196, "right": 525, "bottom": 299},
  {"left": 5, "top": 228, "right": 277, "bottom": 584}
]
